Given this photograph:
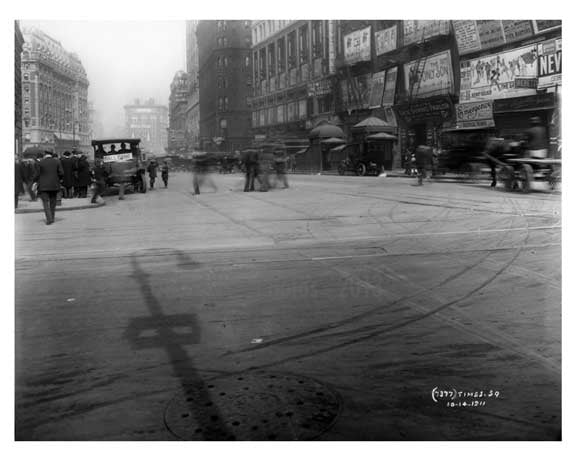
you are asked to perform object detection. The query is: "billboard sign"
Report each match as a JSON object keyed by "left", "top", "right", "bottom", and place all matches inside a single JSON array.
[
  {"left": 404, "top": 50, "right": 454, "bottom": 99},
  {"left": 382, "top": 67, "right": 398, "bottom": 106},
  {"left": 344, "top": 26, "right": 371, "bottom": 64},
  {"left": 403, "top": 20, "right": 450, "bottom": 46},
  {"left": 368, "top": 71, "right": 386, "bottom": 108},
  {"left": 533, "top": 20, "right": 561, "bottom": 34},
  {"left": 375, "top": 25, "right": 397, "bottom": 56},
  {"left": 455, "top": 101, "right": 495, "bottom": 129},
  {"left": 538, "top": 38, "right": 562, "bottom": 89},
  {"left": 454, "top": 20, "right": 534, "bottom": 55},
  {"left": 459, "top": 45, "right": 539, "bottom": 102}
]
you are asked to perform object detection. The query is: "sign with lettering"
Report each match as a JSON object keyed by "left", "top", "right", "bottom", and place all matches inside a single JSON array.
[
  {"left": 538, "top": 38, "right": 562, "bottom": 89},
  {"left": 453, "top": 20, "right": 482, "bottom": 54},
  {"left": 403, "top": 20, "right": 450, "bottom": 46},
  {"left": 102, "top": 153, "right": 133, "bottom": 163},
  {"left": 382, "top": 67, "right": 398, "bottom": 106},
  {"left": 375, "top": 25, "right": 397, "bottom": 56},
  {"left": 460, "top": 45, "right": 539, "bottom": 102},
  {"left": 394, "top": 96, "right": 454, "bottom": 124},
  {"left": 532, "top": 20, "right": 561, "bottom": 34},
  {"left": 476, "top": 20, "right": 506, "bottom": 49},
  {"left": 404, "top": 50, "right": 454, "bottom": 99},
  {"left": 344, "top": 26, "right": 371, "bottom": 64},
  {"left": 455, "top": 101, "right": 495, "bottom": 128},
  {"left": 502, "top": 20, "right": 534, "bottom": 43},
  {"left": 368, "top": 71, "right": 386, "bottom": 108}
]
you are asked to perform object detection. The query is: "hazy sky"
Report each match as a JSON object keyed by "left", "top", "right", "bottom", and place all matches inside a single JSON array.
[{"left": 23, "top": 20, "right": 186, "bottom": 136}]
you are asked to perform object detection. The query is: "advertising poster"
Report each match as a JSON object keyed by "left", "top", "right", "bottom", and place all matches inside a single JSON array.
[
  {"left": 476, "top": 20, "right": 506, "bottom": 49},
  {"left": 460, "top": 45, "right": 539, "bottom": 102},
  {"left": 538, "top": 38, "right": 562, "bottom": 89},
  {"left": 341, "top": 74, "right": 371, "bottom": 111},
  {"left": 453, "top": 20, "right": 482, "bottom": 55},
  {"left": 404, "top": 50, "right": 453, "bottom": 99},
  {"left": 368, "top": 71, "right": 386, "bottom": 108},
  {"left": 344, "top": 26, "right": 371, "bottom": 64},
  {"left": 455, "top": 101, "right": 495, "bottom": 128},
  {"left": 375, "top": 25, "right": 397, "bottom": 56},
  {"left": 533, "top": 20, "right": 561, "bottom": 34},
  {"left": 502, "top": 20, "right": 534, "bottom": 43},
  {"left": 382, "top": 67, "right": 398, "bottom": 106},
  {"left": 403, "top": 20, "right": 449, "bottom": 46}
]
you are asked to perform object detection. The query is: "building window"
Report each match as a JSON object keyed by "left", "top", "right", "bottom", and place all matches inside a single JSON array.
[
  {"left": 224, "top": 56, "right": 229, "bottom": 67},
  {"left": 23, "top": 73, "right": 29, "bottom": 81},
  {"left": 24, "top": 85, "right": 30, "bottom": 93},
  {"left": 218, "top": 97, "right": 223, "bottom": 110},
  {"left": 278, "top": 37, "right": 286, "bottom": 74},
  {"left": 217, "top": 37, "right": 222, "bottom": 47},
  {"left": 220, "top": 119, "right": 227, "bottom": 129},
  {"left": 223, "top": 37, "right": 228, "bottom": 47},
  {"left": 288, "top": 31, "right": 297, "bottom": 68},
  {"left": 268, "top": 44, "right": 276, "bottom": 77},
  {"left": 245, "top": 56, "right": 250, "bottom": 68},
  {"left": 224, "top": 97, "right": 229, "bottom": 110},
  {"left": 217, "top": 56, "right": 221, "bottom": 68},
  {"left": 223, "top": 78, "right": 227, "bottom": 88},
  {"left": 299, "top": 25, "right": 309, "bottom": 64}
]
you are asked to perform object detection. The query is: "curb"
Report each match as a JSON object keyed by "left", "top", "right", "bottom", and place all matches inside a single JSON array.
[{"left": 15, "top": 201, "right": 106, "bottom": 214}]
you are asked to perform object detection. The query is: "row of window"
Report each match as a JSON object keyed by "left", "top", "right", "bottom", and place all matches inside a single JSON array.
[{"left": 252, "top": 20, "right": 295, "bottom": 45}]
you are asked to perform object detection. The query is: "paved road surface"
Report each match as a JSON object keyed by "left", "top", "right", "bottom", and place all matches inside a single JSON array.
[{"left": 15, "top": 172, "right": 561, "bottom": 440}]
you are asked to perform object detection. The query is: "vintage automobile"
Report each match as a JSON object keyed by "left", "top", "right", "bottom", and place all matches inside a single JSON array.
[
  {"left": 331, "top": 143, "right": 386, "bottom": 176},
  {"left": 92, "top": 138, "right": 147, "bottom": 194}
]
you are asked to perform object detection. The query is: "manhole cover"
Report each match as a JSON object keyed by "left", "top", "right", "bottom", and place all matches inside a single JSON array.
[{"left": 164, "top": 371, "right": 341, "bottom": 441}]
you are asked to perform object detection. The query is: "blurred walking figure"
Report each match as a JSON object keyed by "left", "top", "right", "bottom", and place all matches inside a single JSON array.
[
  {"left": 414, "top": 145, "right": 434, "bottom": 186},
  {"left": 273, "top": 149, "right": 289, "bottom": 189},
  {"left": 147, "top": 158, "right": 158, "bottom": 189},
  {"left": 76, "top": 154, "right": 91, "bottom": 198},
  {"left": 91, "top": 158, "right": 108, "bottom": 204},
  {"left": 161, "top": 160, "right": 169, "bottom": 188},
  {"left": 15, "top": 155, "right": 25, "bottom": 208},
  {"left": 21, "top": 157, "right": 38, "bottom": 201},
  {"left": 34, "top": 151, "right": 64, "bottom": 225},
  {"left": 525, "top": 116, "right": 548, "bottom": 159},
  {"left": 242, "top": 149, "right": 258, "bottom": 192},
  {"left": 60, "top": 151, "right": 75, "bottom": 199},
  {"left": 192, "top": 153, "right": 217, "bottom": 195}
]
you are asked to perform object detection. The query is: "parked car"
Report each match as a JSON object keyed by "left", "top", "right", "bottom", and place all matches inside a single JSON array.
[{"left": 92, "top": 138, "right": 147, "bottom": 193}]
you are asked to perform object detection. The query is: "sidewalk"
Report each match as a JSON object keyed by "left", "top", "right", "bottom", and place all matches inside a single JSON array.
[{"left": 15, "top": 196, "right": 105, "bottom": 214}]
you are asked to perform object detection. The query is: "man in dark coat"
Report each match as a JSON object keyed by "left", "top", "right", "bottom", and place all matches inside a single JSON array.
[
  {"left": 76, "top": 154, "right": 91, "bottom": 198},
  {"left": 15, "top": 155, "right": 25, "bottom": 208},
  {"left": 242, "top": 150, "right": 258, "bottom": 192},
  {"left": 34, "top": 151, "right": 64, "bottom": 224},
  {"left": 147, "top": 159, "right": 158, "bottom": 189},
  {"left": 60, "top": 151, "right": 75, "bottom": 198}
]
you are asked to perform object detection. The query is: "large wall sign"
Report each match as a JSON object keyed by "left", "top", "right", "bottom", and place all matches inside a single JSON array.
[
  {"left": 538, "top": 38, "right": 562, "bottom": 89},
  {"left": 375, "top": 25, "right": 397, "bottom": 56},
  {"left": 340, "top": 74, "right": 371, "bottom": 111},
  {"left": 394, "top": 96, "right": 454, "bottom": 125},
  {"left": 344, "top": 26, "right": 371, "bottom": 64},
  {"left": 404, "top": 50, "right": 454, "bottom": 99},
  {"left": 454, "top": 20, "right": 535, "bottom": 55},
  {"left": 460, "top": 45, "right": 539, "bottom": 102},
  {"left": 368, "top": 71, "right": 386, "bottom": 108},
  {"left": 403, "top": 20, "right": 450, "bottom": 46}
]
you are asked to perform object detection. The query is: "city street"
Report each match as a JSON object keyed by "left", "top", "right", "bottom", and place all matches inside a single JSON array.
[{"left": 14, "top": 172, "right": 561, "bottom": 441}]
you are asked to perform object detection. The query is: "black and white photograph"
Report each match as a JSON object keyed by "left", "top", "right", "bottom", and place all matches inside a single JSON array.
[{"left": 7, "top": 1, "right": 571, "bottom": 456}]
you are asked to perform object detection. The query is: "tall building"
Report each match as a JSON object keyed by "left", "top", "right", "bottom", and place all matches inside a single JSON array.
[
  {"left": 21, "top": 27, "right": 90, "bottom": 155},
  {"left": 168, "top": 71, "right": 190, "bottom": 153},
  {"left": 197, "top": 20, "right": 252, "bottom": 151},
  {"left": 250, "top": 20, "right": 339, "bottom": 151},
  {"left": 185, "top": 20, "right": 200, "bottom": 149},
  {"left": 15, "top": 21, "right": 24, "bottom": 155},
  {"left": 87, "top": 101, "right": 104, "bottom": 142},
  {"left": 124, "top": 98, "right": 168, "bottom": 155}
]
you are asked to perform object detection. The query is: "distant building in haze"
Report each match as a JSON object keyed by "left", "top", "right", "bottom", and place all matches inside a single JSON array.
[
  {"left": 124, "top": 98, "right": 168, "bottom": 155},
  {"left": 185, "top": 20, "right": 200, "bottom": 150},
  {"left": 15, "top": 20, "right": 24, "bottom": 155},
  {"left": 168, "top": 70, "right": 190, "bottom": 153}
]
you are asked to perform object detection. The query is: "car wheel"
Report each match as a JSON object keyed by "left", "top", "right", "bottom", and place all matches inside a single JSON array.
[{"left": 356, "top": 163, "right": 367, "bottom": 176}]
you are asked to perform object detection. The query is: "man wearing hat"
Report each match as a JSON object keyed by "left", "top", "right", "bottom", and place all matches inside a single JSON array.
[
  {"left": 525, "top": 116, "right": 548, "bottom": 159},
  {"left": 34, "top": 150, "right": 64, "bottom": 225},
  {"left": 60, "top": 151, "right": 76, "bottom": 199}
]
